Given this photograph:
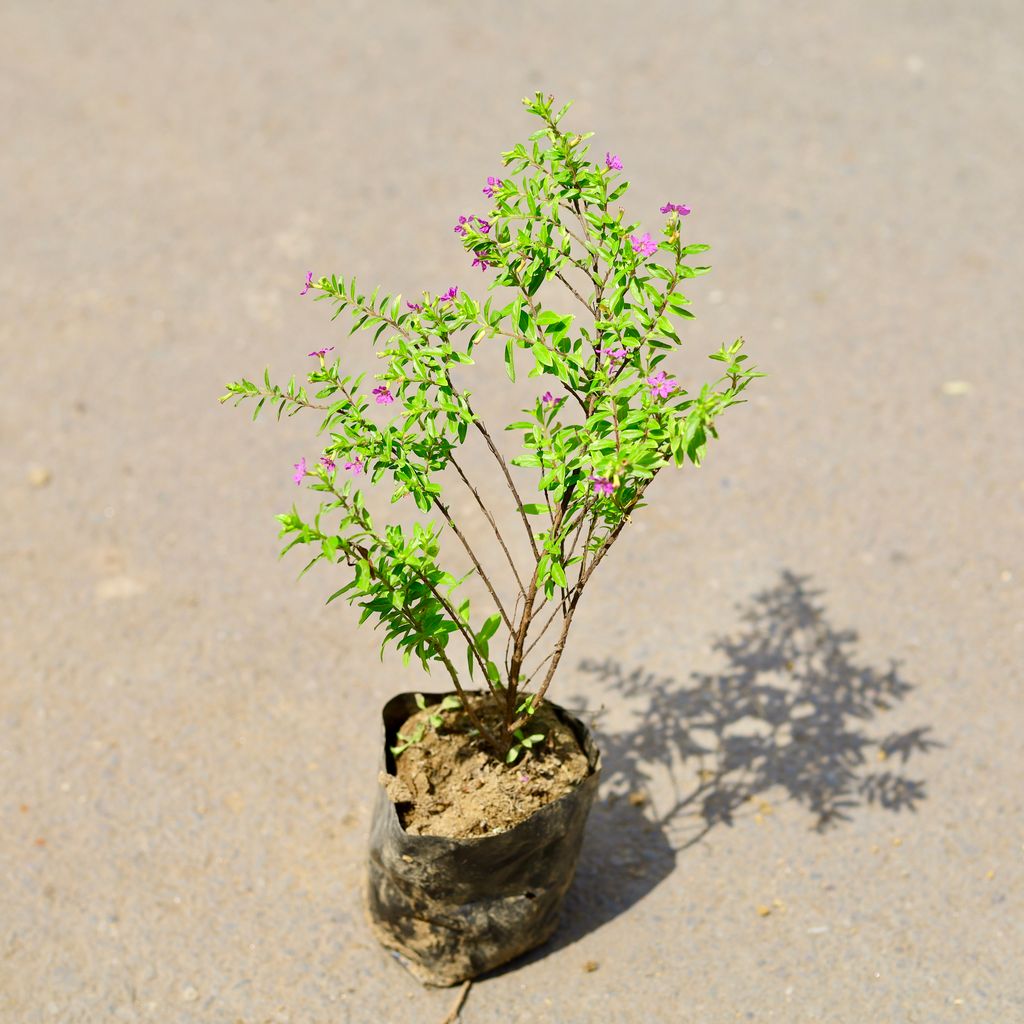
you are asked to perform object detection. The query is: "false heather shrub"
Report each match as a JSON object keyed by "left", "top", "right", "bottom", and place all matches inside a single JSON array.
[{"left": 222, "top": 93, "right": 761, "bottom": 761}]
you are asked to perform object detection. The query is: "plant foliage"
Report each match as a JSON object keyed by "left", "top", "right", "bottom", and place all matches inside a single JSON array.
[{"left": 222, "top": 93, "right": 761, "bottom": 759}]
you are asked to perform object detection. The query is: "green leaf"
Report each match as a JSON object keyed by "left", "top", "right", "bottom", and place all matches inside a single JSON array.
[
  {"left": 355, "top": 559, "right": 371, "bottom": 591},
  {"left": 516, "top": 694, "right": 536, "bottom": 715},
  {"left": 478, "top": 612, "right": 501, "bottom": 643},
  {"left": 504, "top": 338, "right": 516, "bottom": 382}
]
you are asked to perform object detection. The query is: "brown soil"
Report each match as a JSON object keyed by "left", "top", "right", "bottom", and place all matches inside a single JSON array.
[{"left": 382, "top": 697, "right": 591, "bottom": 839}]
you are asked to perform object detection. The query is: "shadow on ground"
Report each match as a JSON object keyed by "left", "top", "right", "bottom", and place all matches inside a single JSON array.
[{"left": 501, "top": 570, "right": 941, "bottom": 969}]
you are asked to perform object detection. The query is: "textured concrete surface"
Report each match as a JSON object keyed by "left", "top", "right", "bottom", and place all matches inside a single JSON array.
[{"left": 2, "top": 2, "right": 1022, "bottom": 1022}]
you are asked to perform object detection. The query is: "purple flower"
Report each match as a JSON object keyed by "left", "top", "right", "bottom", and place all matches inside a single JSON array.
[
  {"left": 455, "top": 215, "right": 492, "bottom": 236},
  {"left": 299, "top": 271, "right": 314, "bottom": 296},
  {"left": 605, "top": 153, "right": 623, "bottom": 171},
  {"left": 307, "top": 346, "right": 334, "bottom": 358},
  {"left": 541, "top": 391, "right": 556, "bottom": 406},
  {"left": 406, "top": 301, "right": 423, "bottom": 312},
  {"left": 646, "top": 370, "right": 679, "bottom": 400},
  {"left": 319, "top": 455, "right": 336, "bottom": 472},
  {"left": 344, "top": 455, "right": 364, "bottom": 476},
  {"left": 596, "top": 346, "right": 627, "bottom": 363},
  {"left": 660, "top": 202, "right": 692, "bottom": 216},
  {"left": 471, "top": 255, "right": 490, "bottom": 271},
  {"left": 482, "top": 176, "right": 503, "bottom": 199},
  {"left": 590, "top": 474, "right": 615, "bottom": 497},
  {"left": 292, "top": 458, "right": 307, "bottom": 485},
  {"left": 630, "top": 232, "right": 658, "bottom": 258},
  {"left": 440, "top": 286, "right": 459, "bottom": 303},
  {"left": 372, "top": 385, "right": 394, "bottom": 405}
]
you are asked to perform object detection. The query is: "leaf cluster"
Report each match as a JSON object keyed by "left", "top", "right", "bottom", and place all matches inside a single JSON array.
[{"left": 222, "top": 93, "right": 762, "bottom": 760}]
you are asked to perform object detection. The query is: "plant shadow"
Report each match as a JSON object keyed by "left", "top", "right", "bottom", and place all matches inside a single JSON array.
[{"left": 495, "top": 569, "right": 941, "bottom": 970}]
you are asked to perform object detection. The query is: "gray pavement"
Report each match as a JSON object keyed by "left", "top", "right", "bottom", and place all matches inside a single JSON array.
[{"left": 2, "top": 2, "right": 1022, "bottom": 1021}]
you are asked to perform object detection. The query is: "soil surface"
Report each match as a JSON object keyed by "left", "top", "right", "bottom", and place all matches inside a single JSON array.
[{"left": 384, "top": 698, "right": 590, "bottom": 838}]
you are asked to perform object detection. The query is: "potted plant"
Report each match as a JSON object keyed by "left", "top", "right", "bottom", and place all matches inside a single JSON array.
[{"left": 222, "top": 93, "right": 760, "bottom": 985}]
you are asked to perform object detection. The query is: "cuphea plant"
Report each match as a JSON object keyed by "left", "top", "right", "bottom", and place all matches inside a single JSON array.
[{"left": 222, "top": 93, "right": 760, "bottom": 762}]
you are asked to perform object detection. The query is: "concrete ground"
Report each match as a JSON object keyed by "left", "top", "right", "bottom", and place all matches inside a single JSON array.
[{"left": 2, "top": 2, "right": 1022, "bottom": 1021}]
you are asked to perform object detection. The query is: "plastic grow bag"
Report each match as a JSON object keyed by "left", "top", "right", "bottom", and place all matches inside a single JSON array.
[{"left": 366, "top": 690, "right": 601, "bottom": 986}]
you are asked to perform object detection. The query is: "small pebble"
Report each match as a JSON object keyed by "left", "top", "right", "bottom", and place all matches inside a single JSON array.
[
  {"left": 28, "top": 466, "right": 52, "bottom": 487},
  {"left": 181, "top": 986, "right": 198, "bottom": 1002},
  {"left": 583, "top": 960, "right": 600, "bottom": 973},
  {"left": 756, "top": 904, "right": 772, "bottom": 917},
  {"left": 941, "top": 380, "right": 972, "bottom": 396}
]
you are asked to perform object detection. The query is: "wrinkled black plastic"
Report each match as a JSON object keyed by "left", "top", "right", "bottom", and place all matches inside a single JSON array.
[{"left": 365, "top": 691, "right": 601, "bottom": 986}]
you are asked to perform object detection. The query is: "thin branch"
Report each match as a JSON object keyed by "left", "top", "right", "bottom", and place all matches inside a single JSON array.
[
  {"left": 554, "top": 269, "right": 597, "bottom": 317},
  {"left": 530, "top": 646, "right": 558, "bottom": 679},
  {"left": 333, "top": 531, "right": 501, "bottom": 752},
  {"left": 511, "top": 486, "right": 650, "bottom": 731},
  {"left": 418, "top": 572, "right": 501, "bottom": 701},
  {"left": 480, "top": 323, "right": 588, "bottom": 410},
  {"left": 610, "top": 263, "right": 680, "bottom": 388},
  {"left": 440, "top": 981, "right": 472, "bottom": 1024},
  {"left": 555, "top": 218, "right": 597, "bottom": 259},
  {"left": 511, "top": 595, "right": 579, "bottom": 732},
  {"left": 522, "top": 600, "right": 561, "bottom": 661},
  {"left": 409, "top": 611, "right": 499, "bottom": 753},
  {"left": 433, "top": 496, "right": 513, "bottom": 632},
  {"left": 517, "top": 153, "right": 604, "bottom": 291},
  {"left": 323, "top": 283, "right": 414, "bottom": 344},
  {"left": 328, "top": 486, "right": 499, "bottom": 704},
  {"left": 535, "top": 447, "right": 556, "bottom": 528},
  {"left": 467, "top": 407, "right": 540, "bottom": 562},
  {"left": 554, "top": 498, "right": 592, "bottom": 620},
  {"left": 505, "top": 561, "right": 544, "bottom": 730},
  {"left": 505, "top": 588, "right": 526, "bottom": 676},
  {"left": 231, "top": 386, "right": 330, "bottom": 412},
  {"left": 449, "top": 456, "right": 527, "bottom": 599}
]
